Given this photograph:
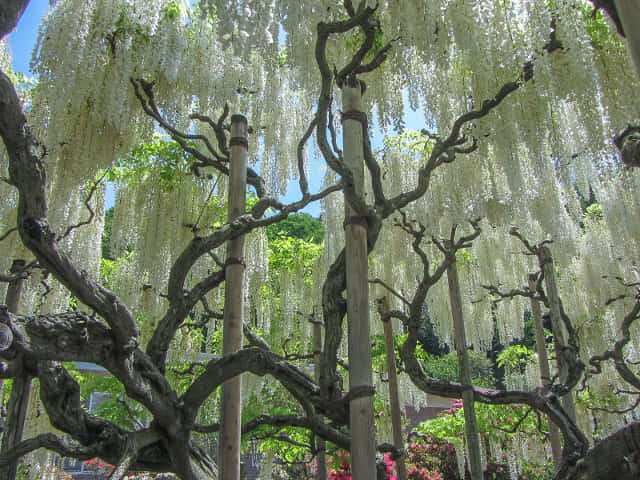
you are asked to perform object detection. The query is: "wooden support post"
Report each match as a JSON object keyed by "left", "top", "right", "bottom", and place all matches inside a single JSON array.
[
  {"left": 219, "top": 114, "right": 248, "bottom": 480},
  {"left": 378, "top": 297, "right": 407, "bottom": 480},
  {"left": 445, "top": 244, "right": 482, "bottom": 480},
  {"left": 342, "top": 79, "right": 376, "bottom": 480},
  {"left": 5, "top": 259, "right": 25, "bottom": 313},
  {"left": 614, "top": 0, "right": 640, "bottom": 77},
  {"left": 539, "top": 246, "right": 576, "bottom": 421},
  {"left": 311, "top": 312, "right": 327, "bottom": 480},
  {"left": 528, "top": 274, "right": 563, "bottom": 470},
  {"left": 0, "top": 259, "right": 30, "bottom": 480}
]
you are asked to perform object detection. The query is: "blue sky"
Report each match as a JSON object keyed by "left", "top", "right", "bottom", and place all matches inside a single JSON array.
[{"left": 8, "top": 0, "right": 49, "bottom": 75}]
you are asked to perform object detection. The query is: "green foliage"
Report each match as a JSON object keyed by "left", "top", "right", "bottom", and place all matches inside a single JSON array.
[
  {"left": 417, "top": 401, "right": 544, "bottom": 446},
  {"left": 585, "top": 202, "right": 603, "bottom": 222},
  {"left": 167, "top": 360, "right": 206, "bottom": 395},
  {"left": 163, "top": 0, "right": 183, "bottom": 20},
  {"left": 277, "top": 45, "right": 288, "bottom": 68},
  {"left": 105, "top": 136, "right": 193, "bottom": 191},
  {"left": 102, "top": 206, "right": 114, "bottom": 259},
  {"left": 100, "top": 250, "right": 136, "bottom": 287},
  {"left": 517, "top": 460, "right": 554, "bottom": 480},
  {"left": 4, "top": 68, "right": 37, "bottom": 94},
  {"left": 113, "top": 3, "right": 151, "bottom": 41},
  {"left": 268, "top": 233, "right": 322, "bottom": 291},
  {"left": 421, "top": 351, "right": 495, "bottom": 388},
  {"left": 455, "top": 248, "right": 472, "bottom": 266},
  {"left": 266, "top": 213, "right": 324, "bottom": 244},
  {"left": 383, "top": 130, "right": 434, "bottom": 156},
  {"left": 76, "top": 372, "right": 148, "bottom": 429},
  {"left": 581, "top": 5, "right": 621, "bottom": 51},
  {"left": 496, "top": 344, "right": 534, "bottom": 371},
  {"left": 243, "top": 384, "right": 311, "bottom": 463}
]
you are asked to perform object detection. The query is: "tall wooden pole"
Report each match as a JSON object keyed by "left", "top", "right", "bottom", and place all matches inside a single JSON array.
[
  {"left": 539, "top": 246, "right": 576, "bottom": 421},
  {"left": 445, "top": 244, "right": 482, "bottom": 480},
  {"left": 311, "top": 312, "right": 327, "bottom": 480},
  {"left": 342, "top": 78, "right": 376, "bottom": 480},
  {"left": 614, "top": 0, "right": 640, "bottom": 77},
  {"left": 0, "top": 259, "right": 30, "bottom": 480},
  {"left": 378, "top": 297, "right": 408, "bottom": 480},
  {"left": 219, "top": 114, "right": 248, "bottom": 480},
  {"left": 528, "top": 274, "right": 563, "bottom": 469}
]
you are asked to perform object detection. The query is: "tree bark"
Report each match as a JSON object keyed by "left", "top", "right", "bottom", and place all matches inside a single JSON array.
[
  {"left": 570, "top": 421, "right": 640, "bottom": 480},
  {"left": 218, "top": 114, "right": 248, "bottom": 480},
  {"left": 0, "top": 258, "right": 30, "bottom": 480},
  {"left": 614, "top": 0, "right": 640, "bottom": 78},
  {"left": 342, "top": 79, "right": 376, "bottom": 480},
  {"left": 379, "top": 297, "right": 407, "bottom": 480},
  {"left": 0, "top": 0, "right": 29, "bottom": 40},
  {"left": 540, "top": 246, "right": 576, "bottom": 420},
  {"left": 528, "top": 274, "right": 563, "bottom": 470},
  {"left": 445, "top": 246, "right": 482, "bottom": 480}
]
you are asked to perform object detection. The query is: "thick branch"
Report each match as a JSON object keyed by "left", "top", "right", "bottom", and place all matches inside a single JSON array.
[
  {"left": 0, "top": 0, "right": 29, "bottom": 40},
  {"left": 181, "top": 347, "right": 331, "bottom": 425},
  {"left": 0, "top": 306, "right": 115, "bottom": 364}
]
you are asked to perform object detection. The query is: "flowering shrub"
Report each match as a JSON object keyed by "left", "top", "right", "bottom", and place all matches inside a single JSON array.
[
  {"left": 406, "top": 437, "right": 459, "bottom": 480},
  {"left": 84, "top": 457, "right": 115, "bottom": 476},
  {"left": 407, "top": 465, "right": 442, "bottom": 480},
  {"left": 517, "top": 460, "right": 554, "bottom": 480},
  {"left": 83, "top": 459, "right": 176, "bottom": 479},
  {"left": 328, "top": 452, "right": 399, "bottom": 479}
]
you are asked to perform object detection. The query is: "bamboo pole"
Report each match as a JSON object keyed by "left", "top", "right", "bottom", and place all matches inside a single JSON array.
[
  {"left": 614, "top": 0, "right": 640, "bottom": 78},
  {"left": 311, "top": 312, "right": 327, "bottom": 480},
  {"left": 528, "top": 274, "right": 563, "bottom": 469},
  {"left": 342, "top": 78, "right": 376, "bottom": 480},
  {"left": 539, "top": 246, "right": 576, "bottom": 421},
  {"left": 219, "top": 114, "right": 248, "bottom": 480},
  {"left": 0, "top": 259, "right": 30, "bottom": 480},
  {"left": 445, "top": 244, "right": 482, "bottom": 480},
  {"left": 378, "top": 297, "right": 408, "bottom": 480}
]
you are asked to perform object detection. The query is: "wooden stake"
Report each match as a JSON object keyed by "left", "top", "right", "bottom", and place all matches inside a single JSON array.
[
  {"left": 378, "top": 297, "right": 407, "bottom": 480},
  {"left": 528, "top": 274, "right": 563, "bottom": 469},
  {"left": 311, "top": 312, "right": 327, "bottom": 480},
  {"left": 539, "top": 246, "right": 576, "bottom": 421},
  {"left": 5, "top": 259, "right": 25, "bottom": 313},
  {"left": 219, "top": 114, "right": 248, "bottom": 480},
  {"left": 342, "top": 79, "right": 376, "bottom": 480},
  {"left": 445, "top": 244, "right": 482, "bottom": 480},
  {"left": 0, "top": 259, "right": 30, "bottom": 480}
]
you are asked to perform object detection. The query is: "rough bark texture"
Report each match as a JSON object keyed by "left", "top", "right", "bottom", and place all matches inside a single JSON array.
[
  {"left": 614, "top": 124, "right": 640, "bottom": 168},
  {"left": 0, "top": 0, "right": 29, "bottom": 40}
]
